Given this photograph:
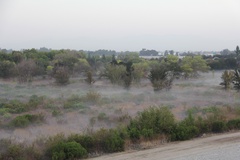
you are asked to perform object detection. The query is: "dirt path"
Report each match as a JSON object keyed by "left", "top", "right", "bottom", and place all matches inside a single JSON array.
[{"left": 89, "top": 131, "right": 240, "bottom": 160}]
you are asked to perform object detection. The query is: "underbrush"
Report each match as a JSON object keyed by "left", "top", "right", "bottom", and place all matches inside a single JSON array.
[
  {"left": 1, "top": 105, "right": 240, "bottom": 159},
  {"left": 10, "top": 113, "right": 45, "bottom": 128}
]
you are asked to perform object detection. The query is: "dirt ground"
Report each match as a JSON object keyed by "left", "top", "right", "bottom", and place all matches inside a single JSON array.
[{"left": 89, "top": 131, "right": 240, "bottom": 160}]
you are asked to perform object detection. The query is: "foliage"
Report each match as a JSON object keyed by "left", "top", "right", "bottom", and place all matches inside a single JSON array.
[
  {"left": 0, "top": 60, "right": 16, "bottom": 78},
  {"left": 128, "top": 106, "right": 175, "bottom": 139},
  {"left": 85, "top": 71, "right": 95, "bottom": 85},
  {"left": 211, "top": 121, "right": 227, "bottom": 133},
  {"left": 0, "top": 139, "right": 40, "bottom": 160},
  {"left": 103, "top": 64, "right": 126, "bottom": 85},
  {"left": 83, "top": 90, "right": 101, "bottom": 104},
  {"left": 67, "top": 134, "right": 94, "bottom": 153},
  {"left": 50, "top": 141, "right": 87, "bottom": 160},
  {"left": 10, "top": 113, "right": 45, "bottom": 128},
  {"left": 91, "top": 129, "right": 124, "bottom": 153},
  {"left": 227, "top": 119, "right": 240, "bottom": 130},
  {"left": 171, "top": 122, "right": 199, "bottom": 141},
  {"left": 148, "top": 64, "right": 174, "bottom": 91},
  {"left": 233, "top": 69, "right": 240, "bottom": 91},
  {"left": 16, "top": 59, "right": 38, "bottom": 83},
  {"left": 63, "top": 96, "right": 85, "bottom": 109},
  {"left": 1, "top": 100, "right": 27, "bottom": 114},
  {"left": 181, "top": 56, "right": 209, "bottom": 78},
  {"left": 132, "top": 62, "right": 149, "bottom": 83},
  {"left": 220, "top": 70, "right": 234, "bottom": 89},
  {"left": 54, "top": 67, "right": 70, "bottom": 85}
]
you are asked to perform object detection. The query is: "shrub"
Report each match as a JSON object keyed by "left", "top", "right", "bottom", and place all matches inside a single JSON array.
[
  {"left": 97, "top": 112, "right": 108, "bottom": 121},
  {"left": 103, "top": 130, "right": 124, "bottom": 153},
  {"left": 28, "top": 95, "right": 45, "bottom": 108},
  {"left": 171, "top": 122, "right": 199, "bottom": 141},
  {"left": 3, "top": 100, "right": 27, "bottom": 114},
  {"left": 54, "top": 67, "right": 70, "bottom": 85},
  {"left": 52, "top": 110, "right": 62, "bottom": 117},
  {"left": 51, "top": 141, "right": 87, "bottom": 160},
  {"left": 211, "top": 121, "right": 227, "bottom": 133},
  {"left": 67, "top": 134, "right": 94, "bottom": 153},
  {"left": 63, "top": 95, "right": 86, "bottom": 109},
  {"left": 92, "top": 129, "right": 124, "bottom": 153},
  {"left": 0, "top": 139, "right": 40, "bottom": 160},
  {"left": 227, "top": 119, "right": 240, "bottom": 130},
  {"left": 83, "top": 90, "right": 101, "bottom": 104},
  {"left": 128, "top": 127, "right": 140, "bottom": 140},
  {"left": 194, "top": 116, "right": 210, "bottom": 134},
  {"left": 141, "top": 128, "right": 154, "bottom": 139},
  {"left": 10, "top": 114, "right": 45, "bottom": 128},
  {"left": 127, "top": 106, "right": 175, "bottom": 140},
  {"left": 148, "top": 64, "right": 174, "bottom": 91}
]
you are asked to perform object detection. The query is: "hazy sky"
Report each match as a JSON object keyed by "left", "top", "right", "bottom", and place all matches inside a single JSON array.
[{"left": 0, "top": 0, "right": 240, "bottom": 51}]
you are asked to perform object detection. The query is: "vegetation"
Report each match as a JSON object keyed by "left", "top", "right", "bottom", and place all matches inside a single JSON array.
[
  {"left": 10, "top": 113, "right": 45, "bottom": 128},
  {"left": 1, "top": 105, "right": 240, "bottom": 159},
  {"left": 1, "top": 46, "right": 240, "bottom": 159},
  {"left": 220, "top": 70, "right": 234, "bottom": 89}
]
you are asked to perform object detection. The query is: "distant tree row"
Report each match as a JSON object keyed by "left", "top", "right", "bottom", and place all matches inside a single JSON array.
[
  {"left": 0, "top": 48, "right": 209, "bottom": 91},
  {"left": 205, "top": 46, "right": 240, "bottom": 70}
]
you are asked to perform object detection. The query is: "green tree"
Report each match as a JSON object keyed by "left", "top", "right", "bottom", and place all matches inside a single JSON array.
[
  {"left": 236, "top": 46, "right": 240, "bottom": 57},
  {"left": 0, "top": 60, "right": 16, "bottom": 78},
  {"left": 103, "top": 64, "right": 126, "bottom": 85},
  {"left": 148, "top": 63, "right": 174, "bottom": 92},
  {"left": 220, "top": 70, "right": 234, "bottom": 90},
  {"left": 181, "top": 56, "right": 209, "bottom": 78},
  {"left": 16, "top": 59, "right": 38, "bottom": 83},
  {"left": 233, "top": 69, "right": 240, "bottom": 91},
  {"left": 54, "top": 67, "right": 70, "bottom": 85}
]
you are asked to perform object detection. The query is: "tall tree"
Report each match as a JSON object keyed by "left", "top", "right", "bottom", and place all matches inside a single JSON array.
[
  {"left": 236, "top": 46, "right": 240, "bottom": 57},
  {"left": 220, "top": 70, "right": 234, "bottom": 90}
]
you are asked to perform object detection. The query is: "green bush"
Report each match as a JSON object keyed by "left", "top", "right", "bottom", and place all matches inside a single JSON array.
[
  {"left": 212, "top": 121, "right": 226, "bottom": 133},
  {"left": 127, "top": 106, "right": 175, "bottom": 140},
  {"left": 83, "top": 90, "right": 101, "bottom": 104},
  {"left": 97, "top": 112, "right": 108, "bottom": 121},
  {"left": 3, "top": 100, "right": 27, "bottom": 114},
  {"left": 0, "top": 139, "right": 40, "bottom": 160},
  {"left": 92, "top": 129, "right": 125, "bottom": 153},
  {"left": 54, "top": 67, "right": 70, "bottom": 85},
  {"left": 63, "top": 95, "right": 86, "bottom": 109},
  {"left": 227, "top": 119, "right": 240, "bottom": 130},
  {"left": 128, "top": 127, "right": 140, "bottom": 140},
  {"left": 141, "top": 128, "right": 154, "bottom": 139},
  {"left": 28, "top": 95, "right": 45, "bottom": 108},
  {"left": 171, "top": 122, "right": 199, "bottom": 141},
  {"left": 67, "top": 134, "right": 94, "bottom": 153},
  {"left": 51, "top": 141, "right": 87, "bottom": 160},
  {"left": 10, "top": 114, "right": 45, "bottom": 128},
  {"left": 194, "top": 116, "right": 210, "bottom": 134}
]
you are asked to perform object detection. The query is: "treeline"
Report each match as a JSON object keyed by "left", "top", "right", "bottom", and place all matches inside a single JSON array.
[
  {"left": 205, "top": 46, "right": 240, "bottom": 70},
  {"left": 0, "top": 48, "right": 210, "bottom": 90},
  {"left": 1, "top": 105, "right": 240, "bottom": 160}
]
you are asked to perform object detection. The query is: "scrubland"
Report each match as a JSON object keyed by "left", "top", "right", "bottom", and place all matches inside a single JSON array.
[{"left": 1, "top": 71, "right": 240, "bottom": 159}]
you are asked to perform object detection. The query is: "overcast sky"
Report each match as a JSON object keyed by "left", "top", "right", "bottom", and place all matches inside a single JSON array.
[{"left": 0, "top": 0, "right": 240, "bottom": 51}]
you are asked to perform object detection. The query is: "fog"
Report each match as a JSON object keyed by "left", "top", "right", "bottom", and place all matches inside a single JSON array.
[{"left": 0, "top": 71, "right": 239, "bottom": 143}]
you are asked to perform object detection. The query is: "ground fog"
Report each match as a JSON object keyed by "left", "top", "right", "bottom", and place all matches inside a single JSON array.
[{"left": 0, "top": 71, "right": 239, "bottom": 143}]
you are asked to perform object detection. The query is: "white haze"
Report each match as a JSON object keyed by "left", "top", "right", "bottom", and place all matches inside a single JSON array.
[
  {"left": 1, "top": 71, "right": 240, "bottom": 143},
  {"left": 0, "top": 0, "right": 240, "bottom": 51}
]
